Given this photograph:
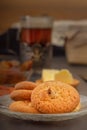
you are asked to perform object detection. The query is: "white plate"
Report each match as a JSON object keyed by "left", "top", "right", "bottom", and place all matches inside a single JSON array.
[{"left": 0, "top": 95, "right": 87, "bottom": 121}]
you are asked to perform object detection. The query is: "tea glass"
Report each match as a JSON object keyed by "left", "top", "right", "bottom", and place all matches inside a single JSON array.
[{"left": 20, "top": 15, "right": 53, "bottom": 75}]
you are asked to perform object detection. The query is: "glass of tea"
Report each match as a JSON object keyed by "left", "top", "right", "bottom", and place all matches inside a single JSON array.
[{"left": 19, "top": 15, "right": 53, "bottom": 74}]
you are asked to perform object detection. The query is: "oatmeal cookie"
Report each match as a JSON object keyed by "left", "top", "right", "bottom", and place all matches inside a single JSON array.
[
  {"left": 15, "top": 81, "right": 36, "bottom": 90},
  {"left": 9, "top": 101, "right": 39, "bottom": 113},
  {"left": 10, "top": 90, "right": 32, "bottom": 101},
  {"left": 31, "top": 81, "right": 80, "bottom": 114}
]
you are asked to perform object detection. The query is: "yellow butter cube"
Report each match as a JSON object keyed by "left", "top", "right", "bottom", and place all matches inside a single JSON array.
[{"left": 42, "top": 69, "right": 59, "bottom": 81}]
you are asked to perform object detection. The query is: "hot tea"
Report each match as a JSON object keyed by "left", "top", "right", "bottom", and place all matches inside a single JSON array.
[
  {"left": 20, "top": 28, "right": 52, "bottom": 45},
  {"left": 19, "top": 16, "right": 53, "bottom": 73}
]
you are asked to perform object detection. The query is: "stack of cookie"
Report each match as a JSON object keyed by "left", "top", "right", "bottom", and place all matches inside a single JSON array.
[
  {"left": 9, "top": 80, "right": 80, "bottom": 114},
  {"left": 9, "top": 81, "right": 40, "bottom": 113}
]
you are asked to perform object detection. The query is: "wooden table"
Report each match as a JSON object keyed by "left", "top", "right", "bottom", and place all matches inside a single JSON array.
[{"left": 0, "top": 55, "right": 87, "bottom": 130}]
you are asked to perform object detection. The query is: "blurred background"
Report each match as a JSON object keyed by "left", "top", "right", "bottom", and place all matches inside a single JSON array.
[
  {"left": 0, "top": 0, "right": 87, "bottom": 60},
  {"left": 0, "top": 0, "right": 87, "bottom": 33},
  {"left": 0, "top": 0, "right": 87, "bottom": 88},
  {"left": 0, "top": 0, "right": 87, "bottom": 59}
]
